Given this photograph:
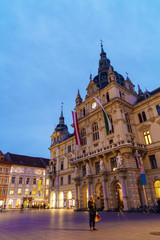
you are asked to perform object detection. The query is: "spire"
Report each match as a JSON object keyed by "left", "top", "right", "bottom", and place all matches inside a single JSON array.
[
  {"left": 138, "top": 85, "right": 144, "bottom": 97},
  {"left": 75, "top": 89, "right": 82, "bottom": 106},
  {"left": 59, "top": 102, "right": 64, "bottom": 124},
  {"left": 98, "top": 40, "right": 110, "bottom": 74}
]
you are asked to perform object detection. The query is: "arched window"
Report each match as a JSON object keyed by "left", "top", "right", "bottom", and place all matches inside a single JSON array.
[
  {"left": 92, "top": 123, "right": 99, "bottom": 141},
  {"left": 106, "top": 92, "right": 110, "bottom": 102},
  {"left": 80, "top": 128, "right": 87, "bottom": 146},
  {"left": 138, "top": 113, "right": 143, "bottom": 123},
  {"left": 107, "top": 115, "right": 114, "bottom": 135},
  {"left": 125, "top": 113, "right": 132, "bottom": 133},
  {"left": 156, "top": 105, "right": 160, "bottom": 115},
  {"left": 142, "top": 111, "right": 147, "bottom": 121}
]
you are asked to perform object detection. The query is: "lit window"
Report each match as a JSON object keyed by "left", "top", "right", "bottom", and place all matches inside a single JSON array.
[
  {"left": 67, "top": 191, "right": 72, "bottom": 200},
  {"left": 61, "top": 149, "right": 64, "bottom": 156},
  {"left": 154, "top": 180, "right": 160, "bottom": 199},
  {"left": 46, "top": 179, "right": 49, "bottom": 185},
  {"left": 46, "top": 189, "right": 49, "bottom": 196},
  {"left": 18, "top": 188, "right": 22, "bottom": 195},
  {"left": 143, "top": 131, "right": 152, "bottom": 145},
  {"left": 110, "top": 157, "right": 117, "bottom": 171},
  {"left": 32, "top": 189, "right": 36, "bottom": 195},
  {"left": 25, "top": 189, "right": 29, "bottom": 195},
  {"left": 10, "top": 189, "right": 14, "bottom": 195}
]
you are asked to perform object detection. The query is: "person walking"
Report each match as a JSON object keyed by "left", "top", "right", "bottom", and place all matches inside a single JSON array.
[{"left": 88, "top": 195, "right": 98, "bottom": 231}]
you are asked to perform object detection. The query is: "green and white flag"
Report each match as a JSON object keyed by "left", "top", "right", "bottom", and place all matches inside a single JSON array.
[{"left": 93, "top": 96, "right": 112, "bottom": 133}]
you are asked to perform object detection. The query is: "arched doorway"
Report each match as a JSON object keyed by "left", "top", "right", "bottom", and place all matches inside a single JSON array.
[
  {"left": 95, "top": 183, "right": 104, "bottom": 210},
  {"left": 50, "top": 191, "right": 56, "bottom": 208},
  {"left": 82, "top": 185, "right": 88, "bottom": 209},
  {"left": 111, "top": 181, "right": 123, "bottom": 210},
  {"left": 59, "top": 192, "right": 64, "bottom": 208},
  {"left": 154, "top": 180, "right": 160, "bottom": 199}
]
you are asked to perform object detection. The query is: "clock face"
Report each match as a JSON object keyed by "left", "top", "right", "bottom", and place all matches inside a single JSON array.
[{"left": 91, "top": 101, "right": 97, "bottom": 109}]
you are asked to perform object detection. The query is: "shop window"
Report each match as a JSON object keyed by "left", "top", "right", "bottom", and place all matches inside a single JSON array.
[
  {"left": 68, "top": 175, "right": 71, "bottom": 184},
  {"left": 18, "top": 188, "right": 22, "bottom": 195},
  {"left": 11, "top": 176, "right": 15, "bottom": 184},
  {"left": 10, "top": 189, "right": 14, "bottom": 195},
  {"left": 154, "top": 180, "right": 160, "bottom": 199},
  {"left": 149, "top": 155, "right": 157, "bottom": 169},
  {"left": 46, "top": 179, "right": 49, "bottom": 185},
  {"left": 92, "top": 123, "right": 99, "bottom": 141},
  {"left": 46, "top": 189, "right": 49, "bottom": 196},
  {"left": 95, "top": 162, "right": 100, "bottom": 175},
  {"left": 110, "top": 157, "right": 117, "bottom": 171},
  {"left": 82, "top": 165, "right": 86, "bottom": 177},
  {"left": 25, "top": 189, "right": 29, "bottom": 195},
  {"left": 156, "top": 105, "right": 160, "bottom": 115},
  {"left": 143, "top": 131, "right": 152, "bottom": 145}
]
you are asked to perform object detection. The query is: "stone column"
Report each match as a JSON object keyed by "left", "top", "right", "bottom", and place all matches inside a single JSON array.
[
  {"left": 119, "top": 172, "right": 128, "bottom": 211},
  {"left": 102, "top": 179, "right": 108, "bottom": 210},
  {"left": 75, "top": 184, "right": 79, "bottom": 210}
]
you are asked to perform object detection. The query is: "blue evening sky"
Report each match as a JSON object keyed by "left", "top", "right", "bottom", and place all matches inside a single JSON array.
[{"left": 0, "top": 0, "right": 160, "bottom": 158}]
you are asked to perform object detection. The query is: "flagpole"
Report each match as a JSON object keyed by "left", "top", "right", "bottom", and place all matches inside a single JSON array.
[{"left": 142, "top": 185, "right": 148, "bottom": 206}]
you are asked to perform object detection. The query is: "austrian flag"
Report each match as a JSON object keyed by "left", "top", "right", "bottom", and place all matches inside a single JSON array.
[{"left": 72, "top": 111, "right": 82, "bottom": 145}]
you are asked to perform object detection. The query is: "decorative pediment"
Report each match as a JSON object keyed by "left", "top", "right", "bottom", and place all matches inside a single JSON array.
[{"left": 85, "top": 80, "right": 99, "bottom": 99}]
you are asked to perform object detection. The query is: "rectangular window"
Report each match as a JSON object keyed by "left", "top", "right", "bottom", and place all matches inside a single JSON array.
[
  {"left": 110, "top": 157, "right": 117, "bottom": 171},
  {"left": 68, "top": 175, "right": 71, "bottom": 184},
  {"left": 149, "top": 155, "right": 158, "bottom": 169},
  {"left": 68, "top": 145, "right": 71, "bottom": 153},
  {"left": 19, "top": 177, "right": 23, "bottom": 184},
  {"left": 143, "top": 131, "right": 152, "bottom": 145},
  {"left": 18, "top": 188, "right": 22, "bottom": 195},
  {"left": 11, "top": 176, "right": 15, "bottom": 184},
  {"left": 5, "top": 168, "right": 9, "bottom": 173},
  {"left": 82, "top": 165, "right": 86, "bottom": 177},
  {"left": 10, "top": 189, "right": 14, "bottom": 195},
  {"left": 0, "top": 167, "right": 2, "bottom": 172},
  {"left": 61, "top": 149, "right": 64, "bottom": 156},
  {"left": 95, "top": 162, "right": 100, "bottom": 175},
  {"left": 0, "top": 178, "right": 1, "bottom": 184},
  {"left": 60, "top": 177, "right": 63, "bottom": 185},
  {"left": 2, "top": 189, "right": 6, "bottom": 195},
  {"left": 33, "top": 178, "right": 36, "bottom": 185},
  {"left": 4, "top": 178, "right": 8, "bottom": 184},
  {"left": 60, "top": 162, "right": 64, "bottom": 170},
  {"left": 32, "top": 189, "right": 36, "bottom": 195},
  {"left": 25, "top": 189, "right": 29, "bottom": 195},
  {"left": 26, "top": 178, "right": 30, "bottom": 184}
]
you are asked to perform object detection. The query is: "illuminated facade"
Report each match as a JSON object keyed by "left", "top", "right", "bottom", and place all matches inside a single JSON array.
[
  {"left": 49, "top": 44, "right": 160, "bottom": 211},
  {"left": 5, "top": 153, "right": 50, "bottom": 208}
]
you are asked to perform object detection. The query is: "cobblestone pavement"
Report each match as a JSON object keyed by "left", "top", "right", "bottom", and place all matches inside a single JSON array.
[{"left": 0, "top": 209, "right": 160, "bottom": 240}]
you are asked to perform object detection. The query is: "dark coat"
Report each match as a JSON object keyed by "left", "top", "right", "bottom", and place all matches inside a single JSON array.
[{"left": 88, "top": 200, "right": 97, "bottom": 215}]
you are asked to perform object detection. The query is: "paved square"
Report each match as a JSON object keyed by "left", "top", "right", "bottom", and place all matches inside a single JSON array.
[{"left": 0, "top": 209, "right": 160, "bottom": 240}]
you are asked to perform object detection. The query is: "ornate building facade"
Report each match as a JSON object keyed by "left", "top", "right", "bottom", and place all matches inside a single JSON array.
[{"left": 49, "top": 44, "right": 160, "bottom": 211}]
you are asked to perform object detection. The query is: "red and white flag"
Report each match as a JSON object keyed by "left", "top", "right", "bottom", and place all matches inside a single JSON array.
[{"left": 72, "top": 111, "right": 82, "bottom": 145}]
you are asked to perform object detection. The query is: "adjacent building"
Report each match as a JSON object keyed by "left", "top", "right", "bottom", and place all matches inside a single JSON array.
[
  {"left": 49, "top": 44, "right": 160, "bottom": 211},
  {"left": 0, "top": 151, "right": 11, "bottom": 207},
  {"left": 5, "top": 153, "right": 50, "bottom": 208}
]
